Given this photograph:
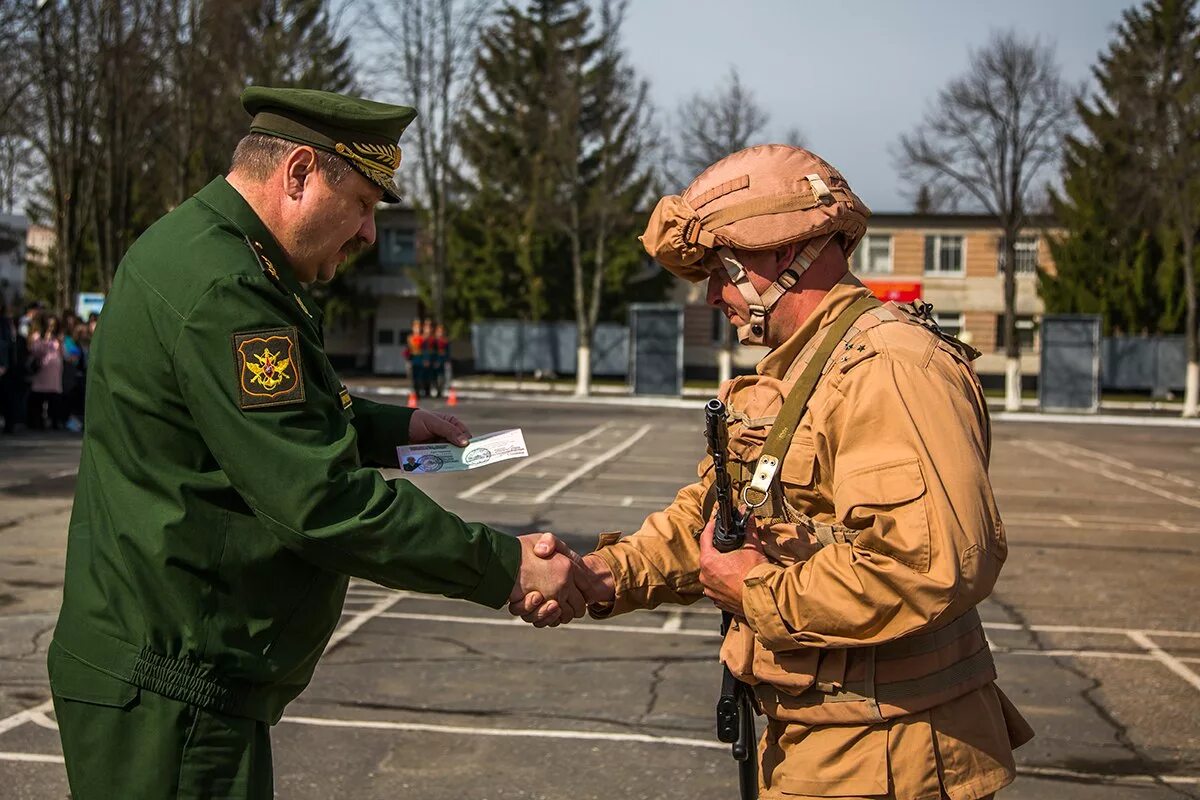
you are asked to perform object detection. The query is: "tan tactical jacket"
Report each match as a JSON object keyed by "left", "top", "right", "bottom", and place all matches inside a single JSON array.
[{"left": 590, "top": 278, "right": 1033, "bottom": 799}]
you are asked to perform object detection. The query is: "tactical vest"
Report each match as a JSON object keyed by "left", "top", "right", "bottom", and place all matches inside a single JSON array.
[{"left": 717, "top": 297, "right": 997, "bottom": 726}]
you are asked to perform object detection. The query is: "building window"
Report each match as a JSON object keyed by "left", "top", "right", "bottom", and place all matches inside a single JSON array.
[
  {"left": 380, "top": 228, "right": 417, "bottom": 268},
  {"left": 997, "top": 235, "right": 1039, "bottom": 274},
  {"left": 377, "top": 328, "right": 395, "bottom": 346},
  {"left": 852, "top": 234, "right": 893, "bottom": 274},
  {"left": 924, "top": 234, "right": 964, "bottom": 276},
  {"left": 995, "top": 315, "right": 1037, "bottom": 351},
  {"left": 933, "top": 311, "right": 964, "bottom": 339}
]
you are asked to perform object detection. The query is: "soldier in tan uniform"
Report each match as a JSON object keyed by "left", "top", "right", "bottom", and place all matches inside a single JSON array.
[{"left": 515, "top": 145, "right": 1034, "bottom": 799}]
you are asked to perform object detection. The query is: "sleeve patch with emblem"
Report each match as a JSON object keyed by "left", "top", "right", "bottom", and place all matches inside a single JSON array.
[{"left": 232, "top": 327, "right": 306, "bottom": 409}]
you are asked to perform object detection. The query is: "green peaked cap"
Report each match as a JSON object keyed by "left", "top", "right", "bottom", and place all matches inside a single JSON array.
[{"left": 241, "top": 86, "right": 417, "bottom": 203}]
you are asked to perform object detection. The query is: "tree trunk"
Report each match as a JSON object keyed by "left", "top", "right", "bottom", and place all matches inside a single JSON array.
[
  {"left": 569, "top": 196, "right": 590, "bottom": 396},
  {"left": 1183, "top": 233, "right": 1198, "bottom": 417},
  {"left": 717, "top": 323, "right": 733, "bottom": 385},
  {"left": 575, "top": 343, "right": 591, "bottom": 396},
  {"left": 1002, "top": 230, "right": 1022, "bottom": 412}
]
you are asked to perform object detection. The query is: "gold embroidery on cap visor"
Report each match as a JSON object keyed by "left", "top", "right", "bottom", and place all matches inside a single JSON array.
[{"left": 335, "top": 141, "right": 402, "bottom": 193}]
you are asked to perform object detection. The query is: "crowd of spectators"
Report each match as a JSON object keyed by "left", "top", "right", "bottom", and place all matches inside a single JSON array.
[{"left": 0, "top": 302, "right": 97, "bottom": 435}]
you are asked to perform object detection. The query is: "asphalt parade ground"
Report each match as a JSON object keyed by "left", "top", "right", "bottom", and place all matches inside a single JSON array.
[{"left": 0, "top": 395, "right": 1198, "bottom": 799}]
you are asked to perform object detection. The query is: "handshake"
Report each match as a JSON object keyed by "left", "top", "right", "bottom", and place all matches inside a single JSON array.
[{"left": 507, "top": 533, "right": 615, "bottom": 627}]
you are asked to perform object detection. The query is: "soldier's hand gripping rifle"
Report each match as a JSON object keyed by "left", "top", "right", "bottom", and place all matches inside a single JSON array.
[{"left": 705, "top": 398, "right": 758, "bottom": 800}]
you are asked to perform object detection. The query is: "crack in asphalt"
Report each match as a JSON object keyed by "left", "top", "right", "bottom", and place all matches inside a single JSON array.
[
  {"left": 0, "top": 622, "right": 56, "bottom": 662},
  {"left": 640, "top": 660, "right": 670, "bottom": 724},
  {"left": 990, "top": 592, "right": 1196, "bottom": 799}
]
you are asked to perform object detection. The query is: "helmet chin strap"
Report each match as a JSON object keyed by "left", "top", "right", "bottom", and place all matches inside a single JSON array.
[{"left": 717, "top": 234, "right": 835, "bottom": 346}]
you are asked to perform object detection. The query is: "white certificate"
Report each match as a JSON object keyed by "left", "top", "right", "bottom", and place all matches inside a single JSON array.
[{"left": 395, "top": 428, "right": 529, "bottom": 474}]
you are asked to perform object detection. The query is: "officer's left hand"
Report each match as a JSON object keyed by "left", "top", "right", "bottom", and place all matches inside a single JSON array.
[
  {"left": 408, "top": 409, "right": 471, "bottom": 447},
  {"left": 698, "top": 514, "right": 766, "bottom": 618}
]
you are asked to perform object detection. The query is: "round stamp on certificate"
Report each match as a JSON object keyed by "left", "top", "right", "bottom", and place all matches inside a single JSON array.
[{"left": 395, "top": 429, "right": 529, "bottom": 474}]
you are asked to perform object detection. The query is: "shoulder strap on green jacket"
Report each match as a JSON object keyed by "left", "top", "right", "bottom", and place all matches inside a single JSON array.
[{"left": 741, "top": 294, "right": 881, "bottom": 508}]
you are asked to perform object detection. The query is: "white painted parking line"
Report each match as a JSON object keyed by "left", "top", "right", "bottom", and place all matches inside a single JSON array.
[
  {"left": 325, "top": 594, "right": 405, "bottom": 654},
  {"left": 0, "top": 611, "right": 57, "bottom": 622},
  {"left": 533, "top": 424, "right": 654, "bottom": 504},
  {"left": 993, "top": 411, "right": 1200, "bottom": 429},
  {"left": 985, "top": 621, "right": 1200, "bottom": 638},
  {"left": 353, "top": 609, "right": 1200, "bottom": 666},
  {"left": 348, "top": 589, "right": 1200, "bottom": 639},
  {"left": 276, "top": 715, "right": 1200, "bottom": 788},
  {"left": 993, "top": 648, "right": 1157, "bottom": 662},
  {"left": 1018, "top": 764, "right": 1200, "bottom": 787},
  {"left": 1003, "top": 510, "right": 1200, "bottom": 535},
  {"left": 0, "top": 700, "right": 53, "bottom": 737},
  {"left": 457, "top": 423, "right": 613, "bottom": 500},
  {"left": 0, "top": 752, "right": 64, "bottom": 764},
  {"left": 1015, "top": 440, "right": 1200, "bottom": 510},
  {"left": 464, "top": 492, "right": 668, "bottom": 509},
  {"left": 369, "top": 610, "right": 716, "bottom": 637},
  {"left": 1128, "top": 631, "right": 1200, "bottom": 693},
  {"left": 1052, "top": 441, "right": 1200, "bottom": 491},
  {"left": 282, "top": 713, "right": 726, "bottom": 750}
]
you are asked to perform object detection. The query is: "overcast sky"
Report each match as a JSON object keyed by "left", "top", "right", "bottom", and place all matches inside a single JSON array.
[{"left": 621, "top": 0, "right": 1135, "bottom": 211}]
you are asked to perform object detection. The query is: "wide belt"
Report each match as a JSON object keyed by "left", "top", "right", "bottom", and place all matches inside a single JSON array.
[{"left": 758, "top": 608, "right": 996, "bottom": 722}]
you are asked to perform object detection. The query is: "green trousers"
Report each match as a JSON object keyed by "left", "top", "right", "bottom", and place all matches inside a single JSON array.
[{"left": 48, "top": 642, "right": 273, "bottom": 800}]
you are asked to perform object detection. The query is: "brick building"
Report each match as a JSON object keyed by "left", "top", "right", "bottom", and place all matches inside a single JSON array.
[{"left": 678, "top": 213, "right": 1056, "bottom": 380}]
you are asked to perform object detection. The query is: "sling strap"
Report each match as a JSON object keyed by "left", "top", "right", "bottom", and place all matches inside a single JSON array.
[{"left": 741, "top": 294, "right": 882, "bottom": 508}]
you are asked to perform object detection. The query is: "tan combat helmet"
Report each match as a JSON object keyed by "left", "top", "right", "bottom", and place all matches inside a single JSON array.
[{"left": 641, "top": 145, "right": 870, "bottom": 346}]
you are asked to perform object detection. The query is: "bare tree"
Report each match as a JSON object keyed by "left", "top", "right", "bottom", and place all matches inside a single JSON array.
[
  {"left": 669, "top": 70, "right": 805, "bottom": 385},
  {"left": 0, "top": 0, "right": 34, "bottom": 122},
  {"left": 0, "top": 2, "right": 38, "bottom": 216},
  {"left": 31, "top": 0, "right": 103, "bottom": 311},
  {"left": 898, "top": 30, "right": 1077, "bottom": 412},
  {"left": 671, "top": 69, "right": 780, "bottom": 385},
  {"left": 673, "top": 68, "right": 770, "bottom": 185},
  {"left": 379, "top": 0, "right": 490, "bottom": 326},
  {"left": 92, "top": 0, "right": 163, "bottom": 293}
]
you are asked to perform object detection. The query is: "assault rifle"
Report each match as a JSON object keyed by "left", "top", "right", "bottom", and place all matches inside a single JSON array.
[{"left": 705, "top": 398, "right": 758, "bottom": 800}]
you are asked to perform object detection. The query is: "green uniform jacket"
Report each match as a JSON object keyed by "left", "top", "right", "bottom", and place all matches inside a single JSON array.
[{"left": 50, "top": 178, "right": 520, "bottom": 724}]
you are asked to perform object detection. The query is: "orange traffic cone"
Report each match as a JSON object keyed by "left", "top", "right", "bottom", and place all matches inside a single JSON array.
[
  {"left": 407, "top": 390, "right": 419, "bottom": 409},
  {"left": 447, "top": 387, "right": 458, "bottom": 407}
]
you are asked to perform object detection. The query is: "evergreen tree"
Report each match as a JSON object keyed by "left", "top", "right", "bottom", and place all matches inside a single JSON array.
[
  {"left": 449, "top": 0, "right": 661, "bottom": 343},
  {"left": 1042, "top": 0, "right": 1197, "bottom": 337},
  {"left": 452, "top": 1, "right": 579, "bottom": 323}
]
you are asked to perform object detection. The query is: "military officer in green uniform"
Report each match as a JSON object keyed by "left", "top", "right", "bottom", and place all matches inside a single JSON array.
[{"left": 48, "top": 86, "right": 586, "bottom": 799}]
